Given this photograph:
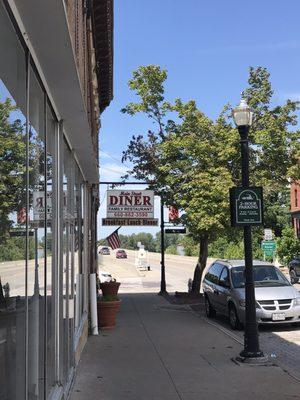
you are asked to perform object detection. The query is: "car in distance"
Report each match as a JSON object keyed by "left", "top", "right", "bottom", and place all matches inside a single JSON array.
[
  {"left": 116, "top": 249, "right": 127, "bottom": 259},
  {"left": 99, "top": 246, "right": 110, "bottom": 255},
  {"left": 203, "top": 259, "right": 300, "bottom": 330},
  {"left": 99, "top": 271, "right": 112, "bottom": 283},
  {"left": 288, "top": 257, "right": 300, "bottom": 284}
]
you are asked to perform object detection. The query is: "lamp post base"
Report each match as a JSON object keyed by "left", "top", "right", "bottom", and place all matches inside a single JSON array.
[
  {"left": 236, "top": 348, "right": 269, "bottom": 365},
  {"left": 158, "top": 290, "right": 168, "bottom": 296},
  {"left": 236, "top": 353, "right": 269, "bottom": 365}
]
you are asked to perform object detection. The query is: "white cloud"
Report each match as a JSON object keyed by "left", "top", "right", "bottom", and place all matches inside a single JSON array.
[
  {"left": 100, "top": 162, "right": 128, "bottom": 182},
  {"left": 99, "top": 151, "right": 113, "bottom": 160}
]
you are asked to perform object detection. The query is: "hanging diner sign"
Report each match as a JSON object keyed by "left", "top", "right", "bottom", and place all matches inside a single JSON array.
[{"left": 103, "top": 190, "right": 158, "bottom": 226}]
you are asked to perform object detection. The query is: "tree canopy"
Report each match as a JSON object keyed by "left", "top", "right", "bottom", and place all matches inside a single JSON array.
[{"left": 122, "top": 65, "right": 300, "bottom": 292}]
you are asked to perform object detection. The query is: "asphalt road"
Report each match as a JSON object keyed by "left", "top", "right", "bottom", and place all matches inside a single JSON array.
[
  {"left": 99, "top": 249, "right": 300, "bottom": 292},
  {"left": 100, "top": 250, "right": 300, "bottom": 381}
]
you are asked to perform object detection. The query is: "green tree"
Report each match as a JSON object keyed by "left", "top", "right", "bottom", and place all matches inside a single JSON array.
[
  {"left": 122, "top": 66, "right": 234, "bottom": 292},
  {"left": 122, "top": 65, "right": 300, "bottom": 293},
  {"left": 98, "top": 232, "right": 157, "bottom": 252},
  {"left": 277, "top": 226, "right": 300, "bottom": 265},
  {"left": 155, "top": 231, "right": 180, "bottom": 252}
]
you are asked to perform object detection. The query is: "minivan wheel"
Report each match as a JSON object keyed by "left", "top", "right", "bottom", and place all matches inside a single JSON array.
[
  {"left": 290, "top": 269, "right": 299, "bottom": 284},
  {"left": 205, "top": 295, "right": 216, "bottom": 318},
  {"left": 228, "top": 304, "right": 242, "bottom": 330}
]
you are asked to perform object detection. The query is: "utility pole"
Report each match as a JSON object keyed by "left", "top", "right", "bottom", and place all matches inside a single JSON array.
[{"left": 158, "top": 198, "right": 167, "bottom": 295}]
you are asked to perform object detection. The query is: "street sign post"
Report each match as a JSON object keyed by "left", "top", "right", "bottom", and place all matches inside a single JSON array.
[{"left": 230, "top": 187, "right": 263, "bottom": 226}]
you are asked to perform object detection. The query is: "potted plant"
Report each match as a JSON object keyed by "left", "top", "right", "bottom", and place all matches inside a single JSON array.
[
  {"left": 99, "top": 279, "right": 120, "bottom": 297},
  {"left": 97, "top": 278, "right": 121, "bottom": 329},
  {"left": 97, "top": 294, "right": 121, "bottom": 329}
]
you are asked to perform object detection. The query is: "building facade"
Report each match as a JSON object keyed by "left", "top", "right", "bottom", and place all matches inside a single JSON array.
[
  {"left": 0, "top": 1, "right": 113, "bottom": 399},
  {"left": 291, "top": 181, "right": 300, "bottom": 238}
]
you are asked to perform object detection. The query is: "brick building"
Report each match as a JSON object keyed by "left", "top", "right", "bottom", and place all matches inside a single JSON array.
[{"left": 291, "top": 181, "right": 300, "bottom": 238}]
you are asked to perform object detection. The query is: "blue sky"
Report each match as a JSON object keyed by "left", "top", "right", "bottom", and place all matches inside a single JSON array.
[
  {"left": 99, "top": 0, "right": 300, "bottom": 237},
  {"left": 2, "top": 1, "right": 300, "bottom": 239}
]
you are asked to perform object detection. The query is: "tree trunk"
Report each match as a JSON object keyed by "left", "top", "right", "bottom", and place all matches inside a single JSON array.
[{"left": 191, "top": 234, "right": 209, "bottom": 293}]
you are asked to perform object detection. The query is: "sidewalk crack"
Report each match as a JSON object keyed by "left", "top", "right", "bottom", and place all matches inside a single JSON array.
[{"left": 200, "top": 354, "right": 220, "bottom": 372}]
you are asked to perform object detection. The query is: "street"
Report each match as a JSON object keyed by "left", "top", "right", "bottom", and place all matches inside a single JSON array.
[{"left": 100, "top": 250, "right": 300, "bottom": 382}]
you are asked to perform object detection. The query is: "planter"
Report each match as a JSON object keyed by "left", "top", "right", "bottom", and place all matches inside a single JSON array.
[
  {"left": 100, "top": 281, "right": 120, "bottom": 297},
  {"left": 97, "top": 299, "right": 121, "bottom": 329}
]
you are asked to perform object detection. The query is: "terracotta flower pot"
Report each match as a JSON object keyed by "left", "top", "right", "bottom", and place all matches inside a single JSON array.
[
  {"left": 100, "top": 281, "right": 120, "bottom": 297},
  {"left": 97, "top": 299, "right": 121, "bottom": 329}
]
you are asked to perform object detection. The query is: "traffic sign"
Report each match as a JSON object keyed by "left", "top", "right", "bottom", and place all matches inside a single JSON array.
[
  {"left": 261, "top": 240, "right": 276, "bottom": 257},
  {"left": 261, "top": 240, "right": 276, "bottom": 251},
  {"left": 165, "top": 228, "right": 186, "bottom": 234},
  {"left": 264, "top": 229, "right": 273, "bottom": 241}
]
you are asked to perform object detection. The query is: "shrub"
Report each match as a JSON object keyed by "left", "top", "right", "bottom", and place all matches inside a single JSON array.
[{"left": 277, "top": 226, "right": 300, "bottom": 266}]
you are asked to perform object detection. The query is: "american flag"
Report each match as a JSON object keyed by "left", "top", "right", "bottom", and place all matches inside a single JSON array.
[{"left": 106, "top": 227, "right": 121, "bottom": 250}]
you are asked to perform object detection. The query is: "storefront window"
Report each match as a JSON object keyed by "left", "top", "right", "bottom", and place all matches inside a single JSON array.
[
  {"left": 0, "top": 3, "right": 27, "bottom": 399},
  {"left": 46, "top": 103, "right": 57, "bottom": 396},
  {"left": 60, "top": 139, "right": 75, "bottom": 383},
  {"left": 74, "top": 166, "right": 84, "bottom": 332},
  {"left": 28, "top": 65, "right": 46, "bottom": 400},
  {"left": 0, "top": 3, "right": 89, "bottom": 399}
]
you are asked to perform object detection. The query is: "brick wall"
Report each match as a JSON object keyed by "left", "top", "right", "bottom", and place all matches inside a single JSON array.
[
  {"left": 291, "top": 182, "right": 300, "bottom": 213},
  {"left": 291, "top": 181, "right": 300, "bottom": 237},
  {"left": 64, "top": 0, "right": 100, "bottom": 156}
]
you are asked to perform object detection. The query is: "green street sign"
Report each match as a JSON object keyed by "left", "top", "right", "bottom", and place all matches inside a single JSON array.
[
  {"left": 261, "top": 240, "right": 276, "bottom": 251},
  {"left": 230, "top": 187, "right": 264, "bottom": 227},
  {"left": 261, "top": 240, "right": 276, "bottom": 257},
  {"left": 263, "top": 249, "right": 275, "bottom": 257}
]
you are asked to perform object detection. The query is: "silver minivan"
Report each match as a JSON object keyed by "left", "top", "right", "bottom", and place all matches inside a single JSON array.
[{"left": 203, "top": 259, "right": 300, "bottom": 329}]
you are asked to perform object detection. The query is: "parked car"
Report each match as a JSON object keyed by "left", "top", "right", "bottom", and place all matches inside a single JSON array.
[
  {"left": 116, "top": 249, "right": 127, "bottom": 259},
  {"left": 99, "top": 246, "right": 110, "bottom": 255},
  {"left": 288, "top": 257, "right": 300, "bottom": 284},
  {"left": 203, "top": 259, "right": 300, "bottom": 330},
  {"left": 99, "top": 271, "right": 112, "bottom": 283}
]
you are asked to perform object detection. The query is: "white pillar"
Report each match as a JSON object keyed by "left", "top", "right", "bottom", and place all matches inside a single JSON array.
[{"left": 89, "top": 273, "right": 98, "bottom": 335}]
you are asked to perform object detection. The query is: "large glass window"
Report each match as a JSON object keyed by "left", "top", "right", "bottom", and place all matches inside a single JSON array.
[
  {"left": 60, "top": 139, "right": 75, "bottom": 384},
  {"left": 74, "top": 166, "right": 84, "bottom": 332},
  {"left": 28, "top": 64, "right": 46, "bottom": 400},
  {"left": 45, "top": 103, "right": 57, "bottom": 396},
  {"left": 0, "top": 3, "right": 88, "bottom": 399},
  {"left": 0, "top": 3, "right": 27, "bottom": 399}
]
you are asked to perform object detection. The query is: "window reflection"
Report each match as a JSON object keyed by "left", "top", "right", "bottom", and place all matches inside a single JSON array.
[
  {"left": 0, "top": 3, "right": 26, "bottom": 399},
  {"left": 28, "top": 65, "right": 45, "bottom": 400},
  {"left": 46, "top": 103, "right": 56, "bottom": 396}
]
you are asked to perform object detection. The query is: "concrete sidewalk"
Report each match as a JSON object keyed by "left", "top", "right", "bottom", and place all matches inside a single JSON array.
[{"left": 70, "top": 293, "right": 300, "bottom": 400}]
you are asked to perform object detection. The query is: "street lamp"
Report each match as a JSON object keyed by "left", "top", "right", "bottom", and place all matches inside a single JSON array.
[{"left": 232, "top": 97, "right": 264, "bottom": 360}]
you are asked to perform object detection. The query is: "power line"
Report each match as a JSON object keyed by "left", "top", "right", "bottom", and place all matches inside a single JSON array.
[{"left": 100, "top": 149, "right": 131, "bottom": 169}]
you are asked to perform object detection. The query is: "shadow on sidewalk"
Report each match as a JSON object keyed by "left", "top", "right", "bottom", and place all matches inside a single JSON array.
[{"left": 70, "top": 292, "right": 300, "bottom": 400}]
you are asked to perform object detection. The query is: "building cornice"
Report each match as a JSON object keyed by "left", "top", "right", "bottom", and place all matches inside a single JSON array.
[{"left": 90, "top": 0, "right": 113, "bottom": 113}]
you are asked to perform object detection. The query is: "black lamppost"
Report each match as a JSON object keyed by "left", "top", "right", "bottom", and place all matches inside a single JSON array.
[
  {"left": 158, "top": 198, "right": 167, "bottom": 295},
  {"left": 232, "top": 98, "right": 264, "bottom": 360}
]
